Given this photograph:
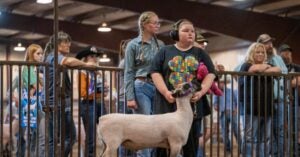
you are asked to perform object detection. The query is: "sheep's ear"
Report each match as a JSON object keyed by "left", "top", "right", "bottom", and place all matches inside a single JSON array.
[{"left": 191, "top": 79, "right": 202, "bottom": 91}]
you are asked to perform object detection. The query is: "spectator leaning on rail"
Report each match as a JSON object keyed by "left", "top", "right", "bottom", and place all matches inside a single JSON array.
[
  {"left": 256, "top": 33, "right": 288, "bottom": 157},
  {"left": 239, "top": 42, "right": 281, "bottom": 157},
  {"left": 234, "top": 34, "right": 288, "bottom": 156},
  {"left": 43, "top": 31, "right": 98, "bottom": 157}
]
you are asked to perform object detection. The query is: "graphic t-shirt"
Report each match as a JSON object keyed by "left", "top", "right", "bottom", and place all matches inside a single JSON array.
[
  {"left": 151, "top": 45, "right": 216, "bottom": 118},
  {"left": 21, "top": 89, "right": 42, "bottom": 128}
]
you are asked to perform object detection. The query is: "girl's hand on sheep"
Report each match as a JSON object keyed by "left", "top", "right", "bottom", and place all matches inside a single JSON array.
[
  {"left": 127, "top": 100, "right": 138, "bottom": 109},
  {"left": 191, "top": 91, "right": 204, "bottom": 102},
  {"left": 164, "top": 91, "right": 175, "bottom": 103}
]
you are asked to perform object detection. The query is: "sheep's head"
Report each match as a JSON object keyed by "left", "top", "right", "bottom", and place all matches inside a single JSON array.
[{"left": 172, "top": 80, "right": 200, "bottom": 98}]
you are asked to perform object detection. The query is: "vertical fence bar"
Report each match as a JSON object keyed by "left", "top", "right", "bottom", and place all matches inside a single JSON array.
[
  {"left": 78, "top": 69, "right": 82, "bottom": 157},
  {"left": 26, "top": 65, "right": 30, "bottom": 157},
  {"left": 237, "top": 74, "right": 241, "bottom": 157},
  {"left": 109, "top": 71, "right": 113, "bottom": 113},
  {"left": 101, "top": 70, "right": 105, "bottom": 115},
  {"left": 295, "top": 75, "right": 299, "bottom": 157},
  {"left": 53, "top": 0, "right": 59, "bottom": 154},
  {"left": 93, "top": 70, "right": 97, "bottom": 157},
  {"left": 17, "top": 65, "right": 22, "bottom": 157},
  {"left": 70, "top": 69, "right": 75, "bottom": 157},
  {"left": 257, "top": 75, "right": 261, "bottom": 157},
  {"left": 45, "top": 64, "right": 49, "bottom": 157},
  {"left": 7, "top": 65, "right": 12, "bottom": 157},
  {"left": 85, "top": 69, "right": 90, "bottom": 157},
  {"left": 0, "top": 65, "right": 3, "bottom": 155},
  {"left": 36, "top": 65, "right": 39, "bottom": 157}
]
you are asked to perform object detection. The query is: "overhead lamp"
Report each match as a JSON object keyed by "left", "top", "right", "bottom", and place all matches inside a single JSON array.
[
  {"left": 36, "top": 0, "right": 52, "bottom": 4},
  {"left": 14, "top": 43, "right": 26, "bottom": 52},
  {"left": 99, "top": 54, "right": 111, "bottom": 62},
  {"left": 97, "top": 22, "right": 112, "bottom": 32}
]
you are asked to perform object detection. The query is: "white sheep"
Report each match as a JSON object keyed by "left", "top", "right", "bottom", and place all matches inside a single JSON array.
[{"left": 97, "top": 82, "right": 196, "bottom": 157}]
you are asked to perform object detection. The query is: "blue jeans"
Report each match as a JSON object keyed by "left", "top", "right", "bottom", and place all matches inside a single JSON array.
[
  {"left": 272, "top": 102, "right": 284, "bottom": 157},
  {"left": 197, "top": 118, "right": 204, "bottom": 157},
  {"left": 134, "top": 80, "right": 155, "bottom": 157},
  {"left": 80, "top": 101, "right": 102, "bottom": 157},
  {"left": 220, "top": 111, "right": 239, "bottom": 152},
  {"left": 48, "top": 109, "right": 76, "bottom": 157},
  {"left": 197, "top": 147, "right": 204, "bottom": 157},
  {"left": 243, "top": 115, "right": 271, "bottom": 157},
  {"left": 134, "top": 80, "right": 155, "bottom": 115}
]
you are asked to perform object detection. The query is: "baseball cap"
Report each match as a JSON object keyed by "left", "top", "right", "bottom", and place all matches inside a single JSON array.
[
  {"left": 278, "top": 44, "right": 292, "bottom": 53},
  {"left": 196, "top": 33, "right": 208, "bottom": 43},
  {"left": 257, "top": 34, "right": 275, "bottom": 43},
  {"left": 75, "top": 46, "right": 100, "bottom": 60}
]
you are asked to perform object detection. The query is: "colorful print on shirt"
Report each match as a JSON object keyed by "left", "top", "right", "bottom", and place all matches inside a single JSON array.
[
  {"left": 21, "top": 89, "right": 42, "bottom": 128},
  {"left": 168, "top": 55, "right": 199, "bottom": 88},
  {"left": 87, "top": 72, "right": 103, "bottom": 94}
]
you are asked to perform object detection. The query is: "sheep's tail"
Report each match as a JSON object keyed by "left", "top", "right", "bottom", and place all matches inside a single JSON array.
[{"left": 96, "top": 127, "right": 107, "bottom": 157}]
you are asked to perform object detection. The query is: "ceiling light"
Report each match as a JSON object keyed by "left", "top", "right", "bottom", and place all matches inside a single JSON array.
[
  {"left": 14, "top": 43, "right": 26, "bottom": 52},
  {"left": 99, "top": 54, "right": 111, "bottom": 62},
  {"left": 36, "top": 0, "right": 52, "bottom": 4},
  {"left": 97, "top": 22, "right": 111, "bottom": 32}
]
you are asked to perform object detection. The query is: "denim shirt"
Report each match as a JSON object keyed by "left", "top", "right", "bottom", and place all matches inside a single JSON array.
[
  {"left": 268, "top": 55, "right": 288, "bottom": 100},
  {"left": 124, "top": 35, "right": 164, "bottom": 100},
  {"left": 44, "top": 52, "right": 71, "bottom": 108},
  {"left": 268, "top": 54, "right": 288, "bottom": 74}
]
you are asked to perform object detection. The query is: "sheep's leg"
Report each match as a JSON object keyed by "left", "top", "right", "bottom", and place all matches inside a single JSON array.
[
  {"left": 102, "top": 146, "right": 118, "bottom": 157},
  {"left": 169, "top": 143, "right": 182, "bottom": 157},
  {"left": 96, "top": 139, "right": 105, "bottom": 157},
  {"left": 96, "top": 130, "right": 106, "bottom": 157},
  {"left": 103, "top": 139, "right": 120, "bottom": 157}
]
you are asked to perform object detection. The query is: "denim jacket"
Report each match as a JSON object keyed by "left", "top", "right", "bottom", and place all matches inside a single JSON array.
[
  {"left": 124, "top": 35, "right": 164, "bottom": 100},
  {"left": 269, "top": 55, "right": 288, "bottom": 100}
]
